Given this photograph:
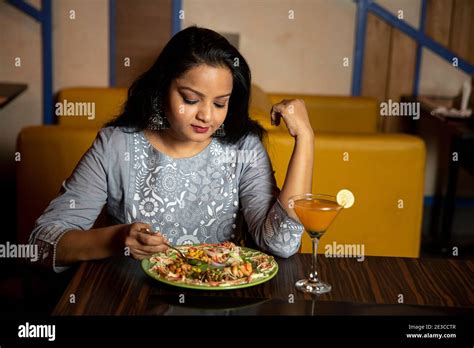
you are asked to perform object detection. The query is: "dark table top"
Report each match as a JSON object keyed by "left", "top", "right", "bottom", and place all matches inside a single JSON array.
[
  {"left": 404, "top": 95, "right": 474, "bottom": 139},
  {"left": 52, "top": 253, "right": 474, "bottom": 316},
  {"left": 0, "top": 83, "right": 27, "bottom": 108}
]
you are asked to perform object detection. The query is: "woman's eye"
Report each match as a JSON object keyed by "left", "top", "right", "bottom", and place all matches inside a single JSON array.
[
  {"left": 183, "top": 97, "right": 225, "bottom": 108},
  {"left": 183, "top": 98, "right": 198, "bottom": 105}
]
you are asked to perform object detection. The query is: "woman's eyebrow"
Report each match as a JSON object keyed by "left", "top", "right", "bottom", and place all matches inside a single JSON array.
[{"left": 178, "top": 86, "right": 232, "bottom": 98}]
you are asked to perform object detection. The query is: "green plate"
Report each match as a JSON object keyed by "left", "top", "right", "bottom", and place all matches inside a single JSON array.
[{"left": 141, "top": 246, "right": 279, "bottom": 290}]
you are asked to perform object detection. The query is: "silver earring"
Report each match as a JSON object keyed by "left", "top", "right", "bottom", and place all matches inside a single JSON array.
[
  {"left": 214, "top": 123, "right": 226, "bottom": 137},
  {"left": 148, "top": 95, "right": 170, "bottom": 131}
]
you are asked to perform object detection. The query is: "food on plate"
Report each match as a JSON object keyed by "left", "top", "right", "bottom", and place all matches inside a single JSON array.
[{"left": 147, "top": 241, "right": 277, "bottom": 287}]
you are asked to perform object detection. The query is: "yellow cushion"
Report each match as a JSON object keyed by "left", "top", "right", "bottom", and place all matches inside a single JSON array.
[
  {"left": 268, "top": 94, "right": 379, "bottom": 133},
  {"left": 56, "top": 87, "right": 127, "bottom": 128},
  {"left": 264, "top": 130, "right": 425, "bottom": 258},
  {"left": 249, "top": 106, "right": 274, "bottom": 130},
  {"left": 16, "top": 126, "right": 99, "bottom": 243}
]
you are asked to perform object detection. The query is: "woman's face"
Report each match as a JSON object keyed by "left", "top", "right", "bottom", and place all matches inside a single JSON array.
[{"left": 165, "top": 64, "right": 233, "bottom": 142}]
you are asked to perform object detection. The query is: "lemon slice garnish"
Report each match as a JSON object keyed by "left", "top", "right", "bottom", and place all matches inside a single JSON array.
[{"left": 337, "top": 189, "right": 355, "bottom": 208}]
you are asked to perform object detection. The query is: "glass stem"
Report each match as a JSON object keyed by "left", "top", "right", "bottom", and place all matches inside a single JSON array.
[{"left": 310, "top": 237, "right": 320, "bottom": 283}]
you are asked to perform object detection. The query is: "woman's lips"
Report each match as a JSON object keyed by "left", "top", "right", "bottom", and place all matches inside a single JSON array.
[{"left": 191, "top": 125, "right": 210, "bottom": 133}]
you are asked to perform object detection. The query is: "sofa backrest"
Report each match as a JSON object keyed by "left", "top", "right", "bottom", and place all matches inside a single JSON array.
[
  {"left": 267, "top": 94, "right": 379, "bottom": 133},
  {"left": 56, "top": 87, "right": 128, "bottom": 128}
]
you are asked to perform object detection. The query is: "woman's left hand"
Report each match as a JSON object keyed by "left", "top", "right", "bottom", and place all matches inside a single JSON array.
[{"left": 270, "top": 99, "right": 313, "bottom": 138}]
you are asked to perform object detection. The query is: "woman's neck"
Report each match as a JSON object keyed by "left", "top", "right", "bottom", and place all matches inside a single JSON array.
[{"left": 144, "top": 129, "right": 212, "bottom": 159}]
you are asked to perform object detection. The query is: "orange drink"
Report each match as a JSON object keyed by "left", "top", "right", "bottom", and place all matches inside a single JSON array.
[
  {"left": 289, "top": 192, "right": 353, "bottom": 295},
  {"left": 293, "top": 198, "right": 342, "bottom": 238}
]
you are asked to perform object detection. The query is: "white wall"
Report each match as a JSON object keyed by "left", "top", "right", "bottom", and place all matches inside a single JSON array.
[
  {"left": 183, "top": 0, "right": 356, "bottom": 95},
  {"left": 53, "top": 0, "right": 109, "bottom": 92}
]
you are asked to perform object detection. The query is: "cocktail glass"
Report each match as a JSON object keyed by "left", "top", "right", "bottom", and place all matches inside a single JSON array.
[{"left": 289, "top": 193, "right": 343, "bottom": 295}]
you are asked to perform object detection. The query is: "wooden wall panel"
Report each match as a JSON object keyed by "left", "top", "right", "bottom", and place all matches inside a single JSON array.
[
  {"left": 361, "top": 13, "right": 418, "bottom": 133},
  {"left": 449, "top": 0, "right": 474, "bottom": 64},
  {"left": 361, "top": 12, "right": 391, "bottom": 125},
  {"left": 425, "top": 0, "right": 453, "bottom": 46},
  {"left": 385, "top": 29, "right": 417, "bottom": 133},
  {"left": 115, "top": 0, "right": 172, "bottom": 88}
]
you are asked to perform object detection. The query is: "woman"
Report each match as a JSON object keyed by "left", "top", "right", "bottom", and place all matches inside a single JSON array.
[{"left": 29, "top": 26, "right": 314, "bottom": 272}]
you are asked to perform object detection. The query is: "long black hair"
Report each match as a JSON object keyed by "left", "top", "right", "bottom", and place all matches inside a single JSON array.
[{"left": 106, "top": 25, "right": 265, "bottom": 144}]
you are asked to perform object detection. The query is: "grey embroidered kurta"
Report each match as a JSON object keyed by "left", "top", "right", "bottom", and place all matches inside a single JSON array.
[{"left": 29, "top": 127, "right": 304, "bottom": 272}]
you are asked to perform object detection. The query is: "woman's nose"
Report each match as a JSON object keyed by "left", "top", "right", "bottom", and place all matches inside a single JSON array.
[{"left": 196, "top": 106, "right": 212, "bottom": 123}]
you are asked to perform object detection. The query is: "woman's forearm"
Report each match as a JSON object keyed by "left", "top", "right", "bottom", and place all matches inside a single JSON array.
[
  {"left": 56, "top": 224, "right": 128, "bottom": 265},
  {"left": 278, "top": 132, "right": 314, "bottom": 220}
]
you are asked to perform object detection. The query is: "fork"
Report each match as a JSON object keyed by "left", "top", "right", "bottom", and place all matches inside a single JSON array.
[
  {"left": 140, "top": 228, "right": 201, "bottom": 264},
  {"left": 163, "top": 242, "right": 187, "bottom": 259}
]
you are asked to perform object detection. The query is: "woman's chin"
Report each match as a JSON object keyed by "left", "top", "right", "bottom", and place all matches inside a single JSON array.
[{"left": 184, "top": 132, "right": 212, "bottom": 142}]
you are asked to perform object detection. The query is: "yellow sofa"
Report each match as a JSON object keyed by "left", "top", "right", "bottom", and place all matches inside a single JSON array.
[
  {"left": 16, "top": 86, "right": 426, "bottom": 258},
  {"left": 54, "top": 87, "right": 127, "bottom": 128}
]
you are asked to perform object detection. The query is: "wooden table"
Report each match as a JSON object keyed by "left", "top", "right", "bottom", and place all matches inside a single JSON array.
[{"left": 53, "top": 253, "right": 474, "bottom": 316}]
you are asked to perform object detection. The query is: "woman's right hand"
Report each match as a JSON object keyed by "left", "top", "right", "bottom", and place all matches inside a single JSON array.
[{"left": 124, "top": 222, "right": 169, "bottom": 260}]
